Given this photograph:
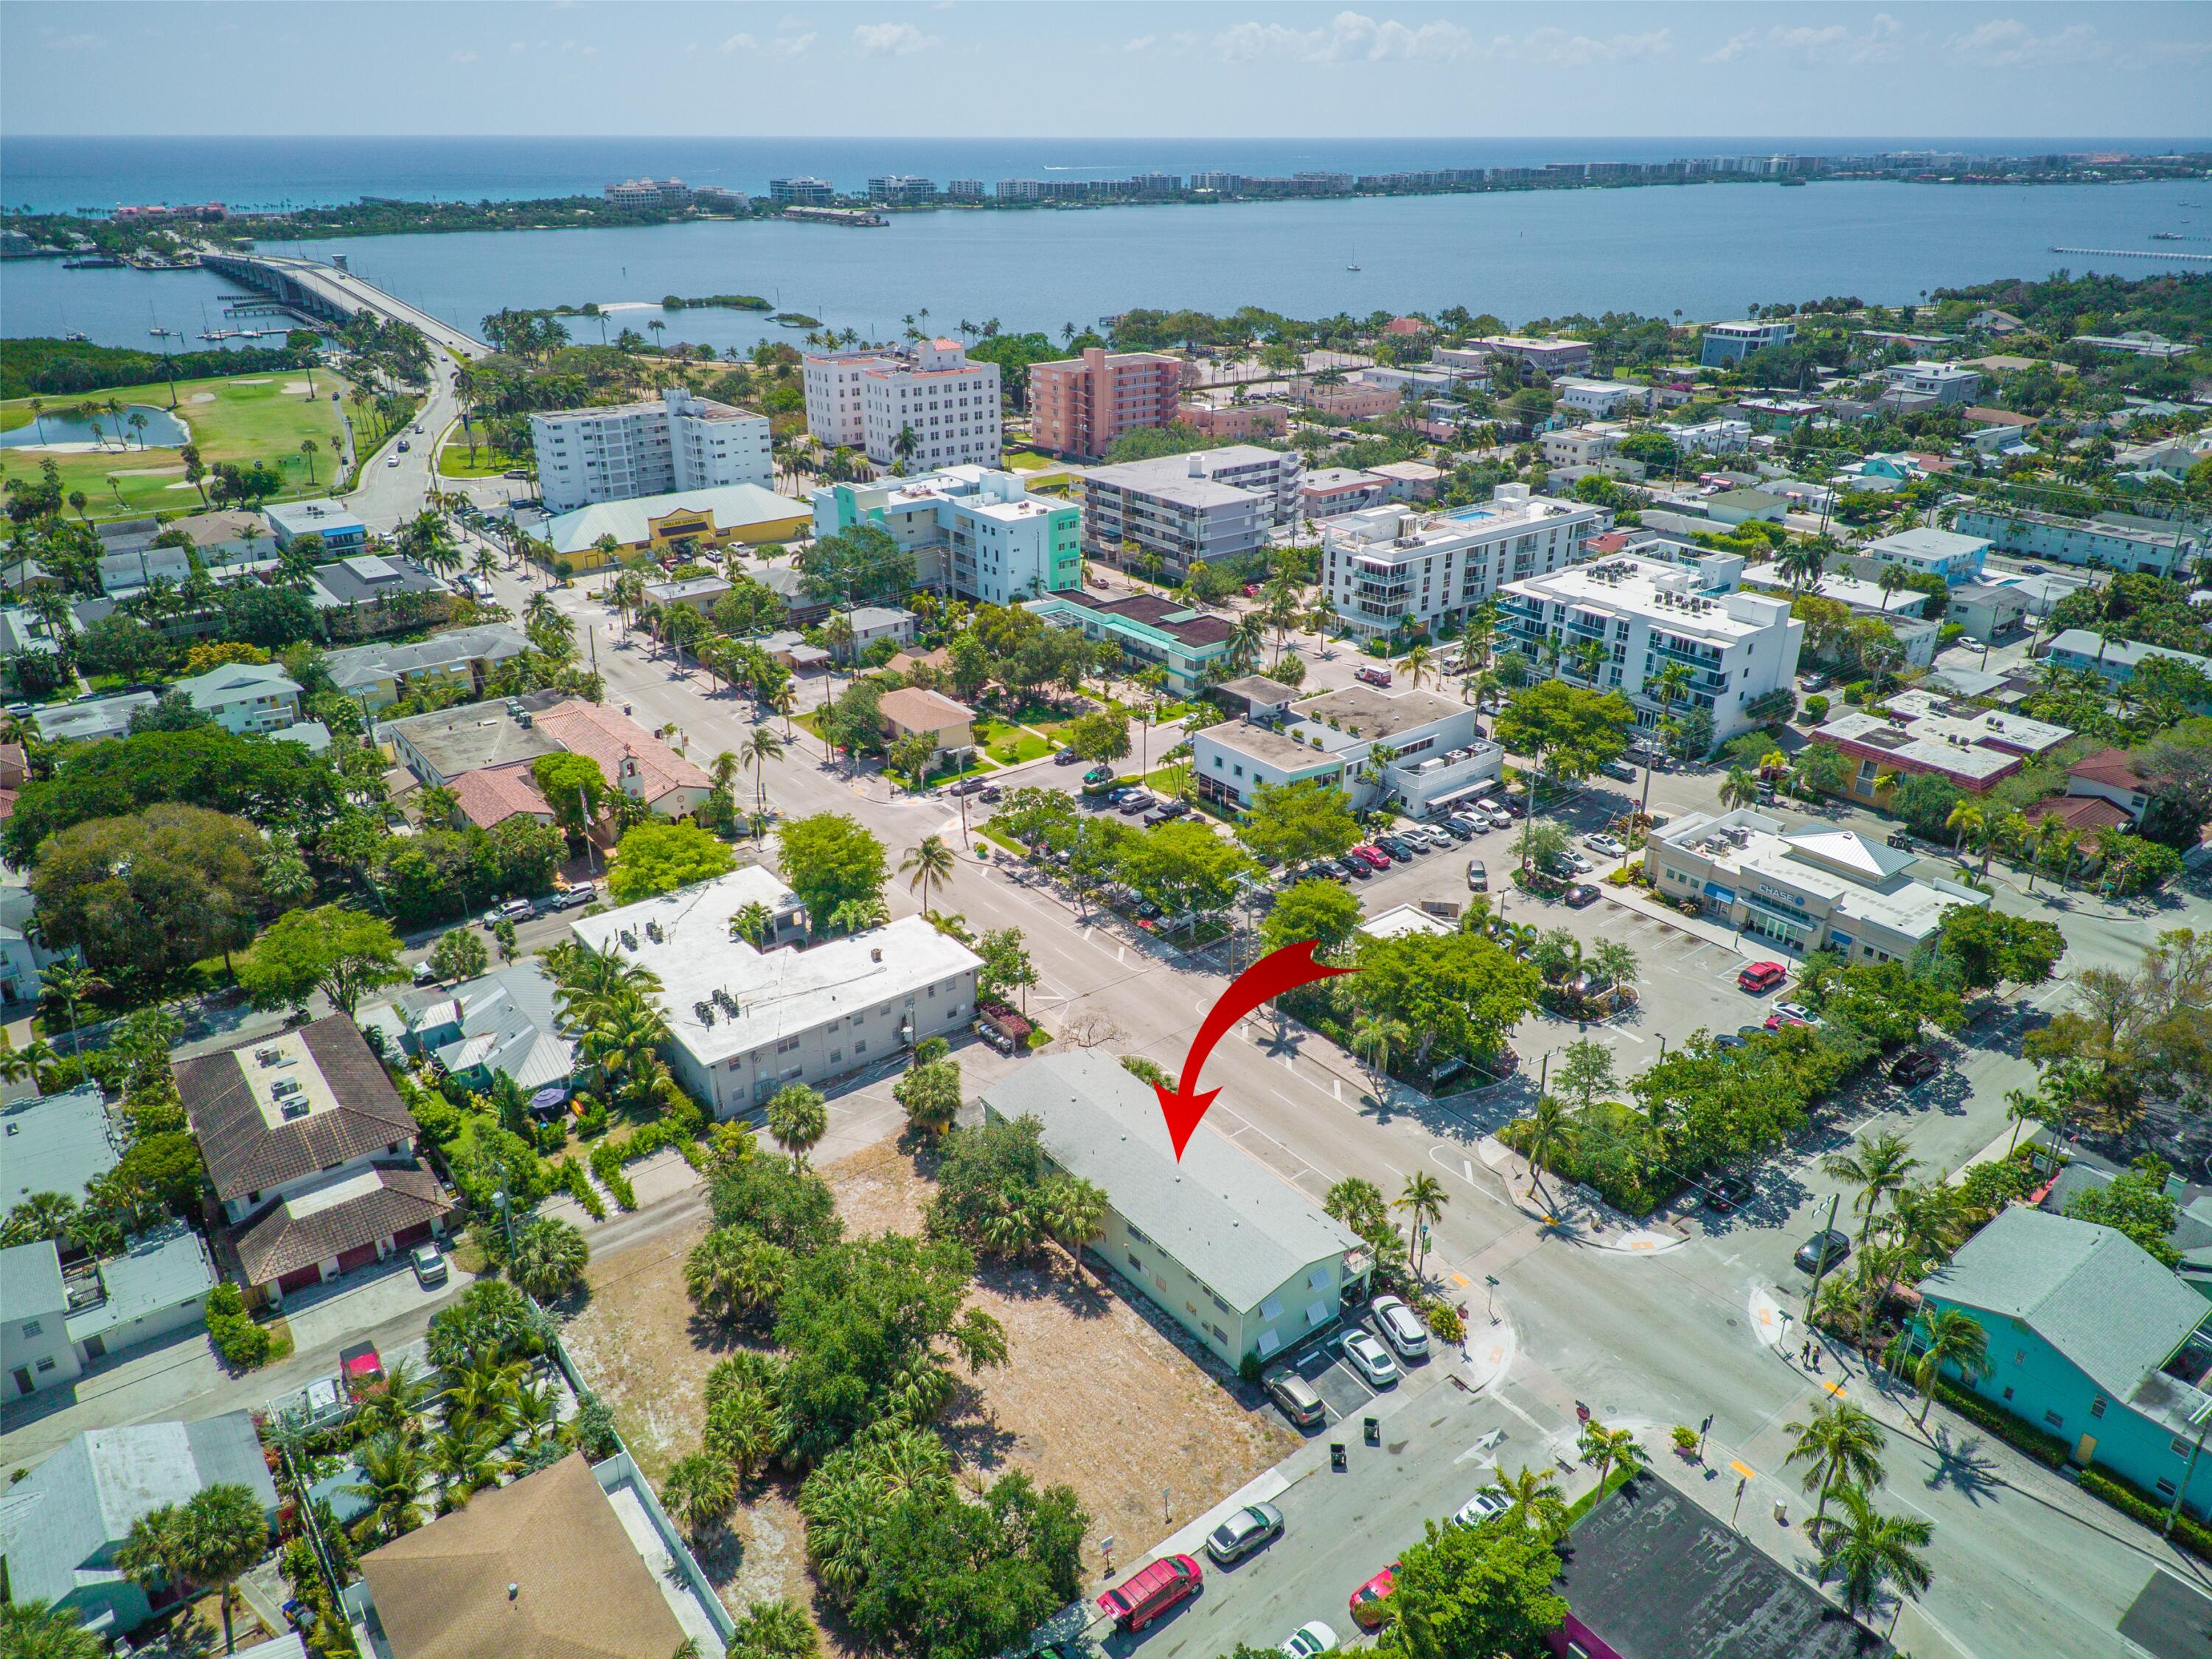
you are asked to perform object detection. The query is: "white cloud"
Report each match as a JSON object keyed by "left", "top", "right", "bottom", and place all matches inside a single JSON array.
[
  {"left": 1946, "top": 18, "right": 2104, "bottom": 67},
  {"left": 1124, "top": 34, "right": 1158, "bottom": 53},
  {"left": 852, "top": 21, "right": 937, "bottom": 57},
  {"left": 508, "top": 40, "right": 526, "bottom": 55},
  {"left": 1494, "top": 27, "right": 1673, "bottom": 67},
  {"left": 43, "top": 29, "right": 105, "bottom": 50},
  {"left": 1703, "top": 32, "right": 1753, "bottom": 64},
  {"left": 723, "top": 29, "right": 815, "bottom": 58},
  {"left": 1756, "top": 13, "right": 1902, "bottom": 65},
  {"left": 1770, "top": 24, "right": 1847, "bottom": 53},
  {"left": 1215, "top": 10, "right": 1480, "bottom": 64},
  {"left": 450, "top": 49, "right": 478, "bottom": 63}
]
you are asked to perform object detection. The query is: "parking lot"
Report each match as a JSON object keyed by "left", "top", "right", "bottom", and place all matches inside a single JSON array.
[{"left": 1265, "top": 1301, "right": 1443, "bottom": 1433}]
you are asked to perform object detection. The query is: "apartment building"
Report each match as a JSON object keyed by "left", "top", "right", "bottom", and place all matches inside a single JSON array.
[
  {"left": 2045, "top": 629, "right": 2212, "bottom": 695},
  {"left": 1194, "top": 683, "right": 1503, "bottom": 818},
  {"left": 1699, "top": 319, "right": 1798, "bottom": 366},
  {"left": 801, "top": 340, "right": 1002, "bottom": 469},
  {"left": 571, "top": 868, "right": 981, "bottom": 1119},
  {"left": 1475, "top": 335, "right": 1594, "bottom": 382},
  {"left": 1815, "top": 688, "right": 2073, "bottom": 798},
  {"left": 768, "top": 176, "right": 835, "bottom": 206},
  {"left": 1320, "top": 484, "right": 1607, "bottom": 642},
  {"left": 1500, "top": 555, "right": 1804, "bottom": 742},
  {"left": 865, "top": 174, "right": 936, "bottom": 203},
  {"left": 1882, "top": 361, "right": 1984, "bottom": 406},
  {"left": 1025, "top": 589, "right": 1234, "bottom": 695},
  {"left": 811, "top": 467, "right": 1081, "bottom": 605},
  {"left": 1029, "top": 347, "right": 1185, "bottom": 460},
  {"left": 1672, "top": 417, "right": 1753, "bottom": 453},
  {"left": 168, "top": 661, "right": 302, "bottom": 735},
  {"left": 1554, "top": 377, "right": 1650, "bottom": 417},
  {"left": 1647, "top": 808, "right": 1988, "bottom": 962},
  {"left": 1080, "top": 446, "right": 1303, "bottom": 577},
  {"left": 1954, "top": 507, "right": 2199, "bottom": 578},
  {"left": 529, "top": 388, "right": 773, "bottom": 514},
  {"left": 1860, "top": 526, "right": 1992, "bottom": 585}
]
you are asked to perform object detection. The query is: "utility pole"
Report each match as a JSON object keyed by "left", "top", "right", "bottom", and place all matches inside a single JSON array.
[
  {"left": 1801, "top": 1192, "right": 1842, "bottom": 1328},
  {"left": 2165, "top": 1405, "right": 2212, "bottom": 1538}
]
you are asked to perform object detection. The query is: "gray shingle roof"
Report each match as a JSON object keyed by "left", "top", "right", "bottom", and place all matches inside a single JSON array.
[
  {"left": 1921, "top": 1208, "right": 2208, "bottom": 1398},
  {"left": 978, "top": 1050, "right": 1359, "bottom": 1314}
]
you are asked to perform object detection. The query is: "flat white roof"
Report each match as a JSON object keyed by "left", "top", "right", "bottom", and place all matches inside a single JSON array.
[
  {"left": 570, "top": 870, "right": 981, "bottom": 1067},
  {"left": 1506, "top": 556, "right": 1786, "bottom": 643}
]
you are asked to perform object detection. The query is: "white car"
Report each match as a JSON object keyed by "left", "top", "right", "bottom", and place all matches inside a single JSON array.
[
  {"left": 1281, "top": 1621, "right": 1339, "bottom": 1657},
  {"left": 385, "top": 455, "right": 400, "bottom": 467},
  {"left": 1564, "top": 851, "right": 1594, "bottom": 874},
  {"left": 1371, "top": 1293, "right": 1430, "bottom": 1359},
  {"left": 1584, "top": 833, "right": 1627, "bottom": 858},
  {"left": 1340, "top": 1329, "right": 1400, "bottom": 1387},
  {"left": 1452, "top": 1487, "right": 1512, "bottom": 1528}
]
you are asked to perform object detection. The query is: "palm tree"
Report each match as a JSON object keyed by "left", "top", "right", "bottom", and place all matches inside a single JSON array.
[
  {"left": 1718, "top": 768, "right": 1761, "bottom": 810},
  {"left": 298, "top": 437, "right": 319, "bottom": 483},
  {"left": 118, "top": 1485, "right": 269, "bottom": 1655},
  {"left": 2002, "top": 1085, "right": 2042, "bottom": 1155},
  {"left": 1495, "top": 1464, "right": 1569, "bottom": 1541},
  {"left": 428, "top": 1420, "right": 510, "bottom": 1506},
  {"left": 742, "top": 726, "right": 785, "bottom": 812},
  {"left": 661, "top": 1452, "right": 738, "bottom": 1539},
  {"left": 344, "top": 1431, "right": 429, "bottom": 1545},
  {"left": 1640, "top": 661, "right": 1694, "bottom": 815},
  {"left": 1590, "top": 939, "right": 1638, "bottom": 995},
  {"left": 38, "top": 962, "right": 108, "bottom": 1058},
  {"left": 1578, "top": 1419, "right": 1645, "bottom": 1494},
  {"left": 901, "top": 833, "right": 956, "bottom": 916},
  {"left": 685, "top": 1225, "right": 789, "bottom": 1321},
  {"left": 1813, "top": 1485, "right": 1934, "bottom": 1622},
  {"left": 1784, "top": 1399, "right": 1887, "bottom": 1526},
  {"left": 1944, "top": 799, "right": 1984, "bottom": 860},
  {"left": 1400, "top": 643, "right": 1433, "bottom": 689},
  {"left": 1521, "top": 1093, "right": 1576, "bottom": 1211},
  {"left": 1043, "top": 1175, "right": 1109, "bottom": 1281},
  {"left": 730, "top": 900, "right": 776, "bottom": 949},
  {"left": 1350, "top": 1012, "right": 1410, "bottom": 1091},
  {"left": 507, "top": 1214, "right": 590, "bottom": 1301},
  {"left": 1, "top": 1600, "right": 107, "bottom": 1659},
  {"left": 1822, "top": 1131, "right": 1921, "bottom": 1245},
  {"left": 1894, "top": 1307, "right": 1990, "bottom": 1426},
  {"left": 767, "top": 1082, "right": 828, "bottom": 1167},
  {"left": 1396, "top": 1172, "right": 1448, "bottom": 1271}
]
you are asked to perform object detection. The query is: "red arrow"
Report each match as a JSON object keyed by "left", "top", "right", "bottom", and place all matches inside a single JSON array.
[{"left": 1152, "top": 940, "right": 1356, "bottom": 1161}]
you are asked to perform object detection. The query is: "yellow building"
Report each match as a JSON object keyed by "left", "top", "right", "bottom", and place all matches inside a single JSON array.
[{"left": 545, "top": 483, "right": 810, "bottom": 571}]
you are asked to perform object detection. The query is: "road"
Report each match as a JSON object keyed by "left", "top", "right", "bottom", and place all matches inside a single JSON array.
[{"left": 456, "top": 550, "right": 2212, "bottom": 1659}]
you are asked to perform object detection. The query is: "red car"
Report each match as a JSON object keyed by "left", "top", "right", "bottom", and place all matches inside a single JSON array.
[
  {"left": 1349, "top": 1562, "right": 1399, "bottom": 1630},
  {"left": 1737, "top": 961, "right": 1788, "bottom": 995},
  {"left": 1352, "top": 845, "right": 1391, "bottom": 870},
  {"left": 1098, "top": 1554, "right": 1203, "bottom": 1632}
]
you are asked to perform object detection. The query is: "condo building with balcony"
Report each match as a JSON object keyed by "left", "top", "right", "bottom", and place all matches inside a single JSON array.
[
  {"left": 801, "top": 340, "right": 1002, "bottom": 470},
  {"left": 1029, "top": 347, "right": 1186, "bottom": 460},
  {"left": 529, "top": 389, "right": 773, "bottom": 514},
  {"left": 1321, "top": 484, "right": 1607, "bottom": 642},
  {"left": 810, "top": 467, "right": 1080, "bottom": 606},
  {"left": 1079, "top": 447, "right": 1303, "bottom": 577},
  {"left": 1499, "top": 555, "right": 1804, "bottom": 742},
  {"left": 1192, "top": 682, "right": 1503, "bottom": 818}
]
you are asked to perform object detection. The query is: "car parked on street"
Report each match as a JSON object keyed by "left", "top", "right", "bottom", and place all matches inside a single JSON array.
[
  {"left": 1371, "top": 1294, "right": 1430, "bottom": 1360},
  {"left": 1340, "top": 1329, "right": 1400, "bottom": 1387},
  {"left": 1055, "top": 747, "right": 1085, "bottom": 765},
  {"left": 1889, "top": 1048, "right": 1942, "bottom": 1087},
  {"left": 947, "top": 777, "right": 988, "bottom": 797},
  {"left": 1205, "top": 1502, "right": 1285, "bottom": 1565},
  {"left": 1702, "top": 1174, "right": 1753, "bottom": 1214},
  {"left": 1349, "top": 1565, "right": 1399, "bottom": 1630},
  {"left": 1451, "top": 1487, "right": 1512, "bottom": 1528},
  {"left": 1098, "top": 1554, "right": 1203, "bottom": 1632},
  {"left": 1266, "top": 1371, "right": 1329, "bottom": 1427},
  {"left": 1601, "top": 759, "right": 1638, "bottom": 783},
  {"left": 1795, "top": 1228, "right": 1851, "bottom": 1274},
  {"left": 1280, "top": 1621, "right": 1339, "bottom": 1657}
]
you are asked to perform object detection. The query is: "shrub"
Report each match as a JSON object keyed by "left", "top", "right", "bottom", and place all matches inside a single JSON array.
[
  {"left": 1239, "top": 1352, "right": 1263, "bottom": 1385},
  {"left": 2078, "top": 1469, "right": 2212, "bottom": 1562},
  {"left": 589, "top": 1141, "right": 638, "bottom": 1210},
  {"left": 206, "top": 1281, "right": 278, "bottom": 1368},
  {"left": 571, "top": 1389, "right": 621, "bottom": 1460},
  {"left": 1420, "top": 1296, "right": 1466, "bottom": 1346},
  {"left": 1803, "top": 694, "right": 1830, "bottom": 723},
  {"left": 1672, "top": 1425, "right": 1700, "bottom": 1453},
  {"left": 562, "top": 1158, "right": 606, "bottom": 1220}
]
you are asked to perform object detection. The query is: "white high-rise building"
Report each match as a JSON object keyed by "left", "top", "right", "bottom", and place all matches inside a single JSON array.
[
  {"left": 802, "top": 341, "right": 1001, "bottom": 469},
  {"left": 529, "top": 389, "right": 773, "bottom": 514},
  {"left": 1320, "top": 484, "right": 1607, "bottom": 641}
]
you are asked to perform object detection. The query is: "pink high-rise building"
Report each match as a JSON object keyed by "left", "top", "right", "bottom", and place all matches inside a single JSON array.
[{"left": 1029, "top": 347, "right": 1186, "bottom": 461}]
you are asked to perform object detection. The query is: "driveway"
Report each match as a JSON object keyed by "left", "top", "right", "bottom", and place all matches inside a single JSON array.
[{"left": 279, "top": 1253, "right": 473, "bottom": 1357}]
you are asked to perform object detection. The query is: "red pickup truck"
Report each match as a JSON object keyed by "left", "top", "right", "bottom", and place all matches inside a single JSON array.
[{"left": 1098, "top": 1554, "right": 1203, "bottom": 1631}]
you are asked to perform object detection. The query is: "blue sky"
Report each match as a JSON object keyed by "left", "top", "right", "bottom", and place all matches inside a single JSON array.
[{"left": 4, "top": 1, "right": 2208, "bottom": 139}]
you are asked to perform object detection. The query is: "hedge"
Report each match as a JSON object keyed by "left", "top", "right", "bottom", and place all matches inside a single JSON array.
[
  {"left": 588, "top": 1141, "right": 638, "bottom": 1210},
  {"left": 1931, "top": 1376, "right": 2067, "bottom": 1467},
  {"left": 2077, "top": 1468, "right": 2212, "bottom": 1562},
  {"left": 561, "top": 1159, "right": 605, "bottom": 1220}
]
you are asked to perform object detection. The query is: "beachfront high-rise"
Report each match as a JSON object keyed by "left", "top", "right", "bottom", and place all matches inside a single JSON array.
[
  {"left": 1029, "top": 347, "right": 1186, "bottom": 461},
  {"left": 529, "top": 389, "right": 773, "bottom": 513},
  {"left": 801, "top": 340, "right": 1002, "bottom": 470}
]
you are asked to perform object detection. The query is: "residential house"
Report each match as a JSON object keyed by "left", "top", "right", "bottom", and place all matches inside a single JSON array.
[
  {"left": 1881, "top": 361, "right": 1983, "bottom": 406},
  {"left": 349, "top": 1452, "right": 728, "bottom": 1659},
  {"left": 1025, "top": 588, "right": 1234, "bottom": 695},
  {"left": 1550, "top": 1479, "right": 1890, "bottom": 1659},
  {"left": 362, "top": 964, "right": 576, "bottom": 1099},
  {"left": 3, "top": 1225, "right": 217, "bottom": 1394},
  {"left": 0, "top": 1411, "right": 277, "bottom": 1635},
  {"left": 168, "top": 661, "right": 303, "bottom": 735},
  {"left": 1, "top": 1083, "right": 118, "bottom": 1219},
  {"left": 1860, "top": 527, "right": 1992, "bottom": 585},
  {"left": 447, "top": 762, "right": 557, "bottom": 832},
  {"left": 979, "top": 1050, "right": 1368, "bottom": 1370},
  {"left": 0, "top": 868, "right": 75, "bottom": 1004},
  {"left": 1554, "top": 377, "right": 1651, "bottom": 416},
  {"left": 876, "top": 686, "right": 976, "bottom": 758},
  {"left": 96, "top": 542, "right": 193, "bottom": 599},
  {"left": 2064, "top": 748, "right": 2157, "bottom": 824},
  {"left": 1645, "top": 809, "right": 1989, "bottom": 964},
  {"left": 1918, "top": 1208, "right": 2212, "bottom": 1520},
  {"left": 545, "top": 484, "right": 810, "bottom": 571},
  {"left": 841, "top": 605, "right": 917, "bottom": 653},
  {"left": 1194, "top": 684, "right": 1502, "bottom": 818},
  {"left": 1672, "top": 418, "right": 1752, "bottom": 454},
  {"left": 2, "top": 1239, "right": 80, "bottom": 1395},
  {"left": 174, "top": 1017, "right": 450, "bottom": 1303},
  {"left": 533, "top": 699, "right": 714, "bottom": 820},
  {"left": 325, "top": 625, "right": 532, "bottom": 711},
  {"left": 30, "top": 692, "right": 158, "bottom": 744},
  {"left": 1703, "top": 487, "right": 1788, "bottom": 526},
  {"left": 1815, "top": 688, "right": 2072, "bottom": 799},
  {"left": 570, "top": 868, "right": 979, "bottom": 1118},
  {"left": 1944, "top": 582, "right": 2029, "bottom": 640},
  {"left": 639, "top": 574, "right": 731, "bottom": 618}
]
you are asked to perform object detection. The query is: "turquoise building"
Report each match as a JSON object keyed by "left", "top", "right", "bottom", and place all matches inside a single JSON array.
[
  {"left": 1917, "top": 1208, "right": 2212, "bottom": 1520},
  {"left": 810, "top": 467, "right": 1081, "bottom": 606}
]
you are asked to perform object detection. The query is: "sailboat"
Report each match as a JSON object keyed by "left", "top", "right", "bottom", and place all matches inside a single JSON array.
[{"left": 1346, "top": 244, "right": 1361, "bottom": 272}]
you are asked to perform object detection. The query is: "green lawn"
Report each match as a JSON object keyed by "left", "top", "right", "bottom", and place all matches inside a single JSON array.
[
  {"left": 974, "top": 717, "right": 1050, "bottom": 765},
  {"left": 439, "top": 432, "right": 529, "bottom": 479},
  {"left": 0, "top": 369, "right": 357, "bottom": 521}
]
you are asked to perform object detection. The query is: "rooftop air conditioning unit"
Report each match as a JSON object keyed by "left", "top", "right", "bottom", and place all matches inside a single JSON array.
[{"left": 280, "top": 1099, "right": 311, "bottom": 1121}]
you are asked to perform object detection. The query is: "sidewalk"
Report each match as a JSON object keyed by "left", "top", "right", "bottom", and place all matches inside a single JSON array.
[
  {"left": 1596, "top": 880, "right": 1759, "bottom": 958},
  {"left": 1473, "top": 1135, "right": 1686, "bottom": 1254}
]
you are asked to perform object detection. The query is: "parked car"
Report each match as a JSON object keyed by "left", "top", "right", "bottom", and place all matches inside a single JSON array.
[
  {"left": 1338, "top": 855, "right": 1374, "bottom": 880},
  {"left": 1703, "top": 1174, "right": 1753, "bottom": 1214},
  {"left": 1563, "top": 851, "right": 1593, "bottom": 874},
  {"left": 1499, "top": 796, "right": 1526, "bottom": 818},
  {"left": 1205, "top": 1502, "right": 1285, "bottom": 1565},
  {"left": 1467, "top": 859, "right": 1489, "bottom": 891},
  {"left": 411, "top": 960, "right": 441, "bottom": 987},
  {"left": 1451, "top": 1487, "right": 1512, "bottom": 1528},
  {"left": 1712, "top": 1032, "right": 1747, "bottom": 1051},
  {"left": 1764, "top": 1003, "right": 1822, "bottom": 1030},
  {"left": 1601, "top": 759, "right": 1638, "bottom": 782},
  {"left": 1738, "top": 961, "right": 1789, "bottom": 995},
  {"left": 1585, "top": 833, "right": 1627, "bottom": 858},
  {"left": 1266, "top": 1371, "right": 1329, "bottom": 1427},
  {"left": 947, "top": 777, "right": 987, "bottom": 797},
  {"left": 1054, "top": 747, "right": 1085, "bottom": 765},
  {"left": 410, "top": 1244, "right": 448, "bottom": 1287},
  {"left": 1280, "top": 1621, "right": 1339, "bottom": 1657},
  {"left": 1371, "top": 1294, "right": 1430, "bottom": 1360},
  {"left": 482, "top": 897, "right": 532, "bottom": 927},
  {"left": 1098, "top": 1555, "right": 1203, "bottom": 1632},
  {"left": 541, "top": 884, "right": 596, "bottom": 913},
  {"left": 1889, "top": 1048, "right": 1942, "bottom": 1087},
  {"left": 1565, "top": 883, "right": 1599, "bottom": 908},
  {"left": 1352, "top": 845, "right": 1391, "bottom": 870},
  {"left": 1348, "top": 1565, "right": 1399, "bottom": 1630},
  {"left": 1116, "top": 791, "right": 1155, "bottom": 815},
  {"left": 1340, "top": 1329, "right": 1399, "bottom": 1387},
  {"left": 1415, "top": 825, "right": 1455, "bottom": 849},
  {"left": 1081, "top": 767, "right": 1117, "bottom": 795},
  {"left": 1795, "top": 1228, "right": 1851, "bottom": 1274},
  {"left": 1438, "top": 817, "right": 1475, "bottom": 841},
  {"left": 1374, "top": 835, "right": 1414, "bottom": 860},
  {"left": 1801, "top": 672, "right": 1829, "bottom": 692},
  {"left": 1150, "top": 799, "right": 1189, "bottom": 821},
  {"left": 978, "top": 785, "right": 1003, "bottom": 804},
  {"left": 1885, "top": 831, "right": 1919, "bottom": 852},
  {"left": 1354, "top": 665, "right": 1393, "bottom": 686}
]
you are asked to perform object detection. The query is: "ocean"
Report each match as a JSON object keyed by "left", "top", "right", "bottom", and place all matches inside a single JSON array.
[{"left": 4, "top": 138, "right": 2206, "bottom": 354}]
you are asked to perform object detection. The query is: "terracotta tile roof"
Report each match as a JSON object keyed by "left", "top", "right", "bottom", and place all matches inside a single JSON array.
[
  {"left": 534, "top": 700, "right": 711, "bottom": 807},
  {"left": 2067, "top": 748, "right": 2149, "bottom": 793},
  {"left": 2025, "top": 794, "right": 2132, "bottom": 833},
  {"left": 359, "top": 1453, "right": 689, "bottom": 1659},
  {"left": 877, "top": 686, "right": 975, "bottom": 732},
  {"left": 232, "top": 1161, "right": 449, "bottom": 1284},
  {"left": 450, "top": 762, "right": 554, "bottom": 830},
  {"left": 176, "top": 1016, "right": 420, "bottom": 1203}
]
